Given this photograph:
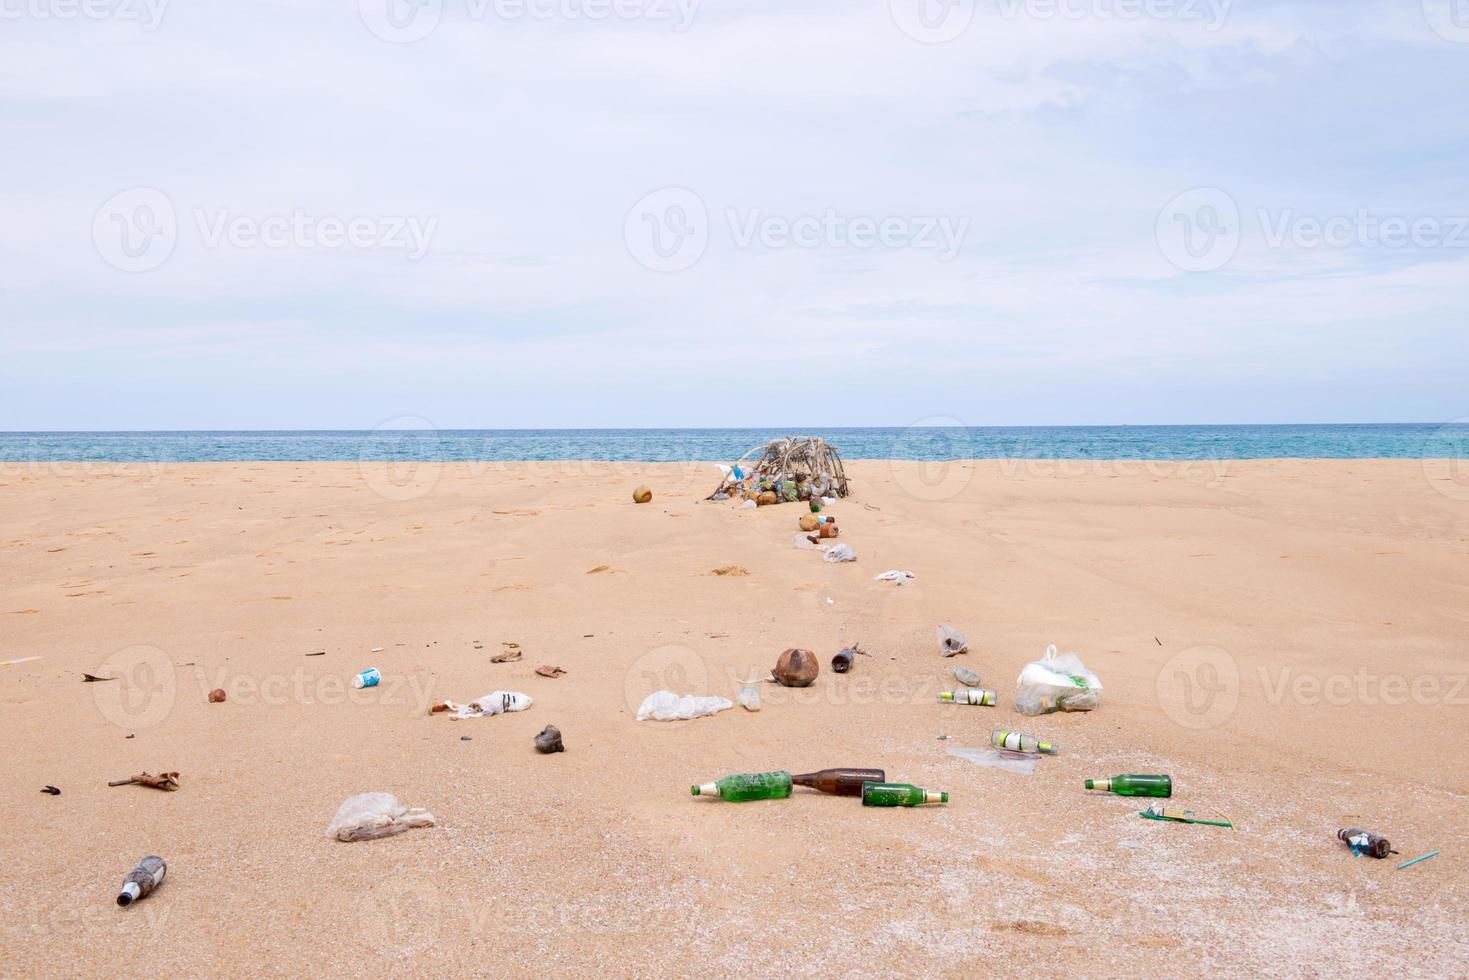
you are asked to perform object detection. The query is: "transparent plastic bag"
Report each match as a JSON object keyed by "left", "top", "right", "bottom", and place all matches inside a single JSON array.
[
  {"left": 937, "top": 624, "right": 969, "bottom": 657},
  {"left": 822, "top": 543, "right": 856, "bottom": 563},
  {"left": 325, "top": 792, "right": 437, "bottom": 842},
  {"left": 1013, "top": 644, "right": 1101, "bottom": 715},
  {"left": 946, "top": 747, "right": 1038, "bottom": 776},
  {"left": 636, "top": 690, "right": 733, "bottom": 721}
]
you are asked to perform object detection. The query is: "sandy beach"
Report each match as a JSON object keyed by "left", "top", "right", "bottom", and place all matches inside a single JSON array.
[{"left": 1, "top": 458, "right": 1466, "bottom": 976}]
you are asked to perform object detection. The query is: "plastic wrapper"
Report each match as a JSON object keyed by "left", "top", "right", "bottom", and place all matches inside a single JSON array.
[
  {"left": 946, "top": 746, "right": 1038, "bottom": 776},
  {"left": 325, "top": 792, "right": 437, "bottom": 842},
  {"left": 636, "top": 690, "right": 733, "bottom": 721}
]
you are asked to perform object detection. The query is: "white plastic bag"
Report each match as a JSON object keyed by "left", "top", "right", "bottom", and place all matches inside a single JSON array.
[
  {"left": 1014, "top": 644, "right": 1101, "bottom": 715},
  {"left": 822, "top": 543, "right": 856, "bottom": 562},
  {"left": 937, "top": 624, "right": 969, "bottom": 657},
  {"left": 636, "top": 690, "right": 733, "bottom": 721},
  {"left": 874, "top": 569, "right": 914, "bottom": 584},
  {"left": 440, "top": 691, "right": 533, "bottom": 719},
  {"left": 325, "top": 792, "right": 437, "bottom": 842}
]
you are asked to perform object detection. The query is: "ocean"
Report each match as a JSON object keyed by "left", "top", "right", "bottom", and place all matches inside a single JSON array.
[{"left": 0, "top": 424, "right": 1465, "bottom": 462}]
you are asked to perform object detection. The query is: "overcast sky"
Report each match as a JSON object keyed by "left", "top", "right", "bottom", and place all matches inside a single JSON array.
[{"left": 2, "top": 0, "right": 1466, "bottom": 430}]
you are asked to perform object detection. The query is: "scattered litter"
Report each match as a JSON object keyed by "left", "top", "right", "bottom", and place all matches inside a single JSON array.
[
  {"left": 772, "top": 648, "right": 818, "bottom": 687},
  {"left": 874, "top": 570, "right": 914, "bottom": 585},
  {"left": 40, "top": 785, "right": 60, "bottom": 795},
  {"left": 1014, "top": 644, "right": 1101, "bottom": 715},
  {"left": 534, "top": 724, "right": 565, "bottom": 753},
  {"left": 117, "top": 856, "right": 166, "bottom": 907},
  {"left": 432, "top": 691, "right": 533, "bottom": 719},
  {"left": 460, "top": 735, "right": 471, "bottom": 740},
  {"left": 1084, "top": 774, "right": 1171, "bottom": 797},
  {"left": 108, "top": 771, "right": 180, "bottom": 791},
  {"left": 937, "top": 625, "right": 968, "bottom": 657},
  {"left": 208, "top": 688, "right": 226, "bottom": 703},
  {"left": 305, "top": 650, "right": 326, "bottom": 657},
  {"left": 707, "top": 436, "right": 849, "bottom": 502},
  {"left": 1398, "top": 850, "right": 1439, "bottom": 870},
  {"left": 953, "top": 666, "right": 982, "bottom": 687},
  {"left": 1141, "top": 804, "right": 1233, "bottom": 829},
  {"left": 742, "top": 499, "right": 757, "bottom": 510},
  {"left": 535, "top": 665, "right": 566, "bottom": 678},
  {"left": 1338, "top": 827, "right": 1395, "bottom": 858},
  {"left": 636, "top": 690, "right": 732, "bottom": 721},
  {"left": 831, "top": 644, "right": 859, "bottom": 673},
  {"left": 370, "top": 646, "right": 384, "bottom": 653},
  {"left": 822, "top": 543, "right": 856, "bottom": 563},
  {"left": 735, "top": 676, "right": 761, "bottom": 711},
  {"left": 1, "top": 655, "right": 43, "bottom": 667},
  {"left": 863, "top": 782, "right": 948, "bottom": 807},
  {"left": 938, "top": 688, "right": 997, "bottom": 706},
  {"left": 324, "top": 792, "right": 436, "bottom": 842},
  {"left": 948, "top": 746, "right": 1038, "bottom": 775},
  {"left": 693, "top": 770, "right": 792, "bottom": 801},
  {"left": 82, "top": 672, "right": 116, "bottom": 682},
  {"left": 491, "top": 648, "right": 523, "bottom": 663},
  {"left": 992, "top": 729, "right": 1057, "bottom": 755},
  {"left": 935, "top": 734, "right": 950, "bottom": 740},
  {"left": 793, "top": 768, "right": 885, "bottom": 796},
  {"left": 352, "top": 667, "right": 381, "bottom": 689}
]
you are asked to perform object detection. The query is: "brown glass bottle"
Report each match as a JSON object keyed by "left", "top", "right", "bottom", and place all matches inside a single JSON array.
[{"left": 791, "top": 767, "right": 885, "bottom": 796}]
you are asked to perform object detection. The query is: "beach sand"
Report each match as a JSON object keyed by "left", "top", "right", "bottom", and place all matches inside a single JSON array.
[{"left": 1, "top": 458, "right": 1466, "bottom": 976}]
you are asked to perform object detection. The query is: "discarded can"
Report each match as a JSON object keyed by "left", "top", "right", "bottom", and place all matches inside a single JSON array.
[
  {"left": 117, "top": 855, "right": 166, "bottom": 907},
  {"left": 692, "top": 770, "right": 792, "bottom": 802},
  {"left": 1338, "top": 827, "right": 1392, "bottom": 859},
  {"left": 1085, "top": 774, "right": 1171, "bottom": 797},
  {"left": 792, "top": 767, "right": 885, "bottom": 796},
  {"left": 352, "top": 667, "right": 381, "bottom": 689},
  {"left": 991, "top": 728, "right": 1057, "bottom": 755},
  {"left": 938, "top": 689, "right": 997, "bottom": 706},
  {"left": 861, "top": 781, "right": 948, "bottom": 807}
]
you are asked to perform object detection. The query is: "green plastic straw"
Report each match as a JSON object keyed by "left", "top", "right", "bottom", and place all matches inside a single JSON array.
[
  {"left": 1397, "top": 850, "right": 1439, "bottom": 870},
  {"left": 1138, "top": 811, "right": 1234, "bottom": 828}
]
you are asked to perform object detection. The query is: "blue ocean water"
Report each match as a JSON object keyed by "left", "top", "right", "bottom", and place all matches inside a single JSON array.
[{"left": 0, "top": 425, "right": 1464, "bottom": 462}]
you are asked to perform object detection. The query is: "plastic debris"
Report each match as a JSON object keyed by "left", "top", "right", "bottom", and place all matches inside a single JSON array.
[
  {"left": 953, "top": 666, "right": 982, "bottom": 687},
  {"left": 1398, "top": 850, "right": 1439, "bottom": 870},
  {"left": 324, "top": 792, "right": 437, "bottom": 842},
  {"left": 40, "top": 785, "right": 60, "bottom": 795},
  {"left": 947, "top": 746, "right": 1038, "bottom": 775},
  {"left": 636, "top": 690, "right": 732, "bottom": 721},
  {"left": 108, "top": 771, "right": 180, "bottom": 790},
  {"left": 352, "top": 667, "right": 381, "bottom": 689},
  {"left": 874, "top": 570, "right": 914, "bottom": 585},
  {"left": 937, "top": 625, "right": 968, "bottom": 657},
  {"left": 82, "top": 672, "right": 116, "bottom": 682},
  {"left": 1140, "top": 803, "right": 1233, "bottom": 828},
  {"left": 822, "top": 544, "right": 857, "bottom": 563},
  {"left": 735, "top": 676, "right": 761, "bottom": 711},
  {"left": 432, "top": 691, "right": 533, "bottom": 719},
  {"left": 1014, "top": 644, "right": 1101, "bottom": 715}
]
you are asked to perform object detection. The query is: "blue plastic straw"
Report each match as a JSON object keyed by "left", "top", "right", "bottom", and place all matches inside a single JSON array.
[{"left": 1397, "top": 850, "right": 1439, "bottom": 870}]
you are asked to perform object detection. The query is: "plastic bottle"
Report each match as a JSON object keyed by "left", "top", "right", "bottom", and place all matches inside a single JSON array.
[
  {"left": 692, "top": 770, "right": 792, "bottom": 802},
  {"left": 991, "top": 728, "right": 1057, "bottom": 755},
  {"left": 861, "top": 782, "right": 948, "bottom": 806},
  {"left": 352, "top": 667, "right": 381, "bottom": 689},
  {"left": 117, "top": 856, "right": 166, "bottom": 907},
  {"left": 1338, "top": 827, "right": 1392, "bottom": 859},
  {"left": 791, "top": 768, "right": 885, "bottom": 796},
  {"left": 937, "top": 689, "right": 997, "bottom": 706},
  {"left": 1085, "top": 774, "right": 1171, "bottom": 797}
]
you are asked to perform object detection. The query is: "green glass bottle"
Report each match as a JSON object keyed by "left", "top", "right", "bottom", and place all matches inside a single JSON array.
[
  {"left": 691, "top": 770, "right": 793, "bottom": 802},
  {"left": 1084, "top": 774, "right": 1171, "bottom": 797},
  {"left": 861, "top": 781, "right": 948, "bottom": 806}
]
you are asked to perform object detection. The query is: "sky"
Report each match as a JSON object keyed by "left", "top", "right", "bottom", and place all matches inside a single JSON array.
[{"left": 1, "top": 0, "right": 1466, "bottom": 430}]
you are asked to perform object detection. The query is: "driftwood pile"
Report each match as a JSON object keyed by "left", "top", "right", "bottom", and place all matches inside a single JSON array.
[{"left": 709, "top": 436, "right": 849, "bottom": 503}]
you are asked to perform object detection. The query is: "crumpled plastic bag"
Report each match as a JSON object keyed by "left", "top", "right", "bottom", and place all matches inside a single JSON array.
[
  {"left": 937, "top": 624, "right": 968, "bottom": 657},
  {"left": 636, "top": 690, "right": 733, "bottom": 721},
  {"left": 822, "top": 543, "right": 856, "bottom": 562},
  {"left": 435, "top": 691, "right": 533, "bottom": 719},
  {"left": 874, "top": 569, "right": 914, "bottom": 584},
  {"left": 1014, "top": 644, "right": 1101, "bottom": 715},
  {"left": 325, "top": 792, "right": 437, "bottom": 842}
]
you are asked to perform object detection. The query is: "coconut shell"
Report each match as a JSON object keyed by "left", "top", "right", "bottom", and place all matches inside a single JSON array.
[
  {"left": 798, "top": 514, "right": 820, "bottom": 532},
  {"left": 208, "top": 688, "right": 226, "bottom": 703},
  {"left": 818, "top": 523, "right": 839, "bottom": 538},
  {"left": 773, "top": 648, "right": 819, "bottom": 687},
  {"left": 632, "top": 486, "right": 652, "bottom": 504},
  {"left": 757, "top": 491, "right": 778, "bottom": 506}
]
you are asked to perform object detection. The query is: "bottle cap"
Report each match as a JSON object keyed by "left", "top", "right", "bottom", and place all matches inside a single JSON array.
[{"left": 1084, "top": 779, "right": 1095, "bottom": 789}]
